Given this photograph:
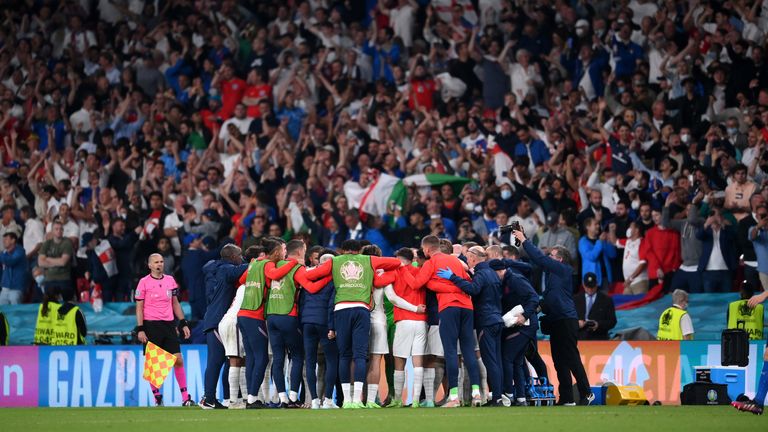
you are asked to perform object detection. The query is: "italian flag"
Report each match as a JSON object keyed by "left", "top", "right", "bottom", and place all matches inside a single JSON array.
[{"left": 344, "top": 173, "right": 471, "bottom": 217}]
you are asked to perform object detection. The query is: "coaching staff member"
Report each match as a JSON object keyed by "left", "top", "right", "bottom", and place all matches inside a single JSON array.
[
  {"left": 574, "top": 272, "right": 617, "bottom": 340},
  {"left": 512, "top": 229, "right": 593, "bottom": 406},
  {"left": 200, "top": 244, "right": 249, "bottom": 409}
]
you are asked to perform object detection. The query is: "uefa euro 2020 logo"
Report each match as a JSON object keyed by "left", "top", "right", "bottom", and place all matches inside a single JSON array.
[
  {"left": 340, "top": 261, "right": 364, "bottom": 281},
  {"left": 706, "top": 389, "right": 718, "bottom": 403}
]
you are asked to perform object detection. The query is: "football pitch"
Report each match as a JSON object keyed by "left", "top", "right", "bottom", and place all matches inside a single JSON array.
[{"left": 2, "top": 406, "right": 763, "bottom": 432}]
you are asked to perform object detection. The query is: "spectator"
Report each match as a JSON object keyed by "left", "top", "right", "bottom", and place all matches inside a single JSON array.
[
  {"left": 697, "top": 208, "right": 737, "bottom": 293},
  {"left": 0, "top": 233, "right": 27, "bottom": 305},
  {"left": 664, "top": 194, "right": 705, "bottom": 293},
  {"left": 578, "top": 218, "right": 617, "bottom": 290},
  {"left": 737, "top": 194, "right": 766, "bottom": 292},
  {"left": 534, "top": 212, "right": 577, "bottom": 259},
  {"left": 725, "top": 164, "right": 757, "bottom": 222},
  {"left": 749, "top": 205, "right": 768, "bottom": 292},
  {"left": 615, "top": 222, "right": 648, "bottom": 295},
  {"left": 577, "top": 190, "right": 613, "bottom": 231},
  {"left": 38, "top": 221, "right": 74, "bottom": 302},
  {"left": 642, "top": 209, "right": 681, "bottom": 291}
]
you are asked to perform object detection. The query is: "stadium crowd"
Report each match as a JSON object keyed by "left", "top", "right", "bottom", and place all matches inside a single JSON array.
[
  {"left": 1, "top": 0, "right": 768, "bottom": 309},
  {"left": 0, "top": 0, "right": 767, "bottom": 415}
]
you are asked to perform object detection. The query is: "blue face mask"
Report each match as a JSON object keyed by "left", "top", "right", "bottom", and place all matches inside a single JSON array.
[
  {"left": 727, "top": 127, "right": 738, "bottom": 136},
  {"left": 500, "top": 189, "right": 512, "bottom": 200}
]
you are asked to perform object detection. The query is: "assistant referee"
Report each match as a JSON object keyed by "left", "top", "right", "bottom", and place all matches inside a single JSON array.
[{"left": 136, "top": 253, "right": 194, "bottom": 407}]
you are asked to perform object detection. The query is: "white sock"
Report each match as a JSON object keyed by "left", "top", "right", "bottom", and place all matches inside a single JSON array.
[
  {"left": 228, "top": 366, "right": 240, "bottom": 402},
  {"left": 353, "top": 382, "right": 364, "bottom": 403},
  {"left": 424, "top": 368, "right": 435, "bottom": 402},
  {"left": 278, "top": 392, "right": 288, "bottom": 404},
  {"left": 434, "top": 365, "right": 444, "bottom": 400},
  {"left": 342, "top": 383, "right": 351, "bottom": 401},
  {"left": 394, "top": 370, "right": 405, "bottom": 400},
  {"left": 247, "top": 394, "right": 257, "bottom": 404},
  {"left": 289, "top": 391, "right": 298, "bottom": 403},
  {"left": 367, "top": 384, "right": 378, "bottom": 404},
  {"left": 458, "top": 365, "right": 465, "bottom": 402},
  {"left": 261, "top": 361, "right": 272, "bottom": 402},
  {"left": 239, "top": 367, "right": 247, "bottom": 402},
  {"left": 413, "top": 367, "right": 424, "bottom": 404},
  {"left": 478, "top": 357, "right": 488, "bottom": 400}
]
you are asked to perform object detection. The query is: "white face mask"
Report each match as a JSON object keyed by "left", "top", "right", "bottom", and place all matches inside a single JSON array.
[
  {"left": 631, "top": 200, "right": 640, "bottom": 210},
  {"left": 680, "top": 133, "right": 690, "bottom": 143},
  {"left": 465, "top": 203, "right": 475, "bottom": 212},
  {"left": 626, "top": 228, "right": 633, "bottom": 238},
  {"left": 605, "top": 178, "right": 616, "bottom": 186},
  {"left": 35, "top": 275, "right": 45, "bottom": 285},
  {"left": 500, "top": 189, "right": 512, "bottom": 200}
]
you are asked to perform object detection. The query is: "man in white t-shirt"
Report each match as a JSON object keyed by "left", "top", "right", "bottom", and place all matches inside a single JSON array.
[{"left": 616, "top": 222, "right": 648, "bottom": 294}]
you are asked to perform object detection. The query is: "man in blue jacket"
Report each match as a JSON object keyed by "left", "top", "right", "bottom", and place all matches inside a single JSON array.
[
  {"left": 300, "top": 251, "right": 339, "bottom": 409},
  {"left": 490, "top": 258, "right": 539, "bottom": 406},
  {"left": 512, "top": 229, "right": 593, "bottom": 406},
  {"left": 513, "top": 126, "right": 550, "bottom": 172},
  {"left": 578, "top": 218, "right": 617, "bottom": 289},
  {"left": 0, "top": 233, "right": 27, "bottom": 305},
  {"left": 437, "top": 246, "right": 504, "bottom": 406},
  {"left": 181, "top": 233, "right": 219, "bottom": 320},
  {"left": 697, "top": 208, "right": 737, "bottom": 293},
  {"left": 200, "top": 244, "right": 248, "bottom": 409}
]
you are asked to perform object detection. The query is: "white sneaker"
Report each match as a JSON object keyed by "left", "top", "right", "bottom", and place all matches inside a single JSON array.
[
  {"left": 563, "top": 402, "right": 576, "bottom": 406},
  {"left": 322, "top": 399, "right": 339, "bottom": 409},
  {"left": 228, "top": 400, "right": 246, "bottom": 410},
  {"left": 311, "top": 399, "right": 321, "bottom": 410},
  {"left": 501, "top": 394, "right": 512, "bottom": 407}
]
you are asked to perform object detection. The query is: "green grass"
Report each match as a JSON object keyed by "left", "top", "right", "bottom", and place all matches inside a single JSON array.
[{"left": 2, "top": 406, "right": 762, "bottom": 432}]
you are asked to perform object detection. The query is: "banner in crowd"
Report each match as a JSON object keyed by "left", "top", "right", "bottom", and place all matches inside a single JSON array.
[{"left": 1, "top": 341, "right": 765, "bottom": 407}]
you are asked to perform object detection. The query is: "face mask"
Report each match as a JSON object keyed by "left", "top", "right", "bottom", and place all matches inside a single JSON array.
[
  {"left": 605, "top": 178, "right": 616, "bottom": 186},
  {"left": 631, "top": 200, "right": 640, "bottom": 210},
  {"left": 626, "top": 228, "right": 633, "bottom": 238},
  {"left": 465, "top": 203, "right": 475, "bottom": 212},
  {"left": 727, "top": 127, "right": 738, "bottom": 136},
  {"left": 680, "top": 133, "right": 690, "bottom": 143},
  {"left": 500, "top": 189, "right": 512, "bottom": 200},
  {"left": 596, "top": 29, "right": 605, "bottom": 38},
  {"left": 575, "top": 28, "right": 586, "bottom": 37},
  {"left": 35, "top": 275, "right": 45, "bottom": 285}
]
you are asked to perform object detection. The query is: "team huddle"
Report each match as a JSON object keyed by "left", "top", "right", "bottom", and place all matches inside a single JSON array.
[{"left": 139, "top": 232, "right": 581, "bottom": 409}]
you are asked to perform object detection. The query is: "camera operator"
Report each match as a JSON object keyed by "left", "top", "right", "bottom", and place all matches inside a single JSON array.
[{"left": 511, "top": 229, "right": 593, "bottom": 406}]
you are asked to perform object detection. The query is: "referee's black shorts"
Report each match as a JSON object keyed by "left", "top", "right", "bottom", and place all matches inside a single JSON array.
[{"left": 144, "top": 320, "right": 181, "bottom": 354}]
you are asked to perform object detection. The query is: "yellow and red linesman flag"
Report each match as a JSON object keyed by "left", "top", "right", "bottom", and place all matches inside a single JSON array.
[{"left": 143, "top": 342, "right": 177, "bottom": 388}]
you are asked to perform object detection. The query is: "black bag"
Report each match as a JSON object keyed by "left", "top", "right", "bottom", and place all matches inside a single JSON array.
[
  {"left": 721, "top": 329, "right": 749, "bottom": 367},
  {"left": 680, "top": 382, "right": 731, "bottom": 405}
]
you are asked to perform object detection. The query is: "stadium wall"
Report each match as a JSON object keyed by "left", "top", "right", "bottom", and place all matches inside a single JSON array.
[{"left": 0, "top": 341, "right": 764, "bottom": 407}]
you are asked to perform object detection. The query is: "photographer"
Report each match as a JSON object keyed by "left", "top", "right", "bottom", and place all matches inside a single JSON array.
[{"left": 511, "top": 229, "right": 593, "bottom": 406}]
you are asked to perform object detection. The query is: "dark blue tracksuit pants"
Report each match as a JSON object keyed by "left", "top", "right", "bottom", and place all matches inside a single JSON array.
[
  {"left": 267, "top": 315, "right": 304, "bottom": 394},
  {"left": 478, "top": 323, "right": 503, "bottom": 399},
  {"left": 334, "top": 307, "right": 370, "bottom": 383},
  {"left": 204, "top": 330, "right": 226, "bottom": 401},
  {"left": 439, "top": 307, "right": 480, "bottom": 390},
  {"left": 304, "top": 323, "right": 339, "bottom": 399},
  {"left": 238, "top": 316, "right": 269, "bottom": 395},
  {"left": 503, "top": 332, "right": 531, "bottom": 398}
]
